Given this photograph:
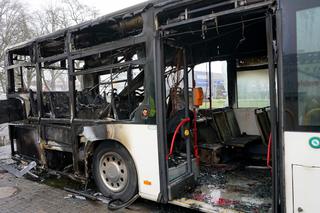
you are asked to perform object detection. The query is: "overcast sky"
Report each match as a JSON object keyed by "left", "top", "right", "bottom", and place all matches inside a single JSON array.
[{"left": 26, "top": 0, "right": 148, "bottom": 15}]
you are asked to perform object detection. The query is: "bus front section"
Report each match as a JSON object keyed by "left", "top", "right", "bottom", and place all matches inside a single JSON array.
[{"left": 280, "top": 0, "right": 320, "bottom": 212}]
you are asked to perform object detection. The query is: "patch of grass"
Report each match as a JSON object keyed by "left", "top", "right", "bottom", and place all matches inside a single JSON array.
[
  {"left": 199, "top": 99, "right": 269, "bottom": 109},
  {"left": 238, "top": 99, "right": 269, "bottom": 108},
  {"left": 200, "top": 99, "right": 228, "bottom": 109}
]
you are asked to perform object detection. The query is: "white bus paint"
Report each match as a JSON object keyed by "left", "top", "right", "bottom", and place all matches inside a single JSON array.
[
  {"left": 284, "top": 131, "right": 320, "bottom": 213},
  {"left": 84, "top": 124, "right": 161, "bottom": 201}
]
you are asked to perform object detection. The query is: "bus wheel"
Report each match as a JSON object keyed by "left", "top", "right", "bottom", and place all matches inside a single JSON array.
[{"left": 92, "top": 142, "right": 138, "bottom": 202}]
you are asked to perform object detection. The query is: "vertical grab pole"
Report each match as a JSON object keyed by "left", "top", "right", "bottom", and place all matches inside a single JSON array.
[
  {"left": 209, "top": 61, "right": 212, "bottom": 109},
  {"left": 183, "top": 48, "right": 192, "bottom": 173},
  {"left": 266, "top": 13, "right": 279, "bottom": 213}
]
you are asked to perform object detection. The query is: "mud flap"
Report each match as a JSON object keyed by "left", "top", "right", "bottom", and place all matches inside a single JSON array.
[{"left": 0, "top": 98, "right": 25, "bottom": 124}]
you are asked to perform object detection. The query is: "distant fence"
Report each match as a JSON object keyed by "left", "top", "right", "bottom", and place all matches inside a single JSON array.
[
  {"left": 0, "top": 93, "right": 5, "bottom": 100},
  {"left": 0, "top": 124, "right": 9, "bottom": 146},
  {"left": 0, "top": 94, "right": 9, "bottom": 146}
]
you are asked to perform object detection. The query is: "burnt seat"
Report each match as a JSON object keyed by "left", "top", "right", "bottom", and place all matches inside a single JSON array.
[
  {"left": 197, "top": 109, "right": 222, "bottom": 145},
  {"left": 197, "top": 110, "right": 224, "bottom": 165},
  {"left": 212, "top": 108, "right": 261, "bottom": 148},
  {"left": 255, "top": 107, "right": 271, "bottom": 146}
]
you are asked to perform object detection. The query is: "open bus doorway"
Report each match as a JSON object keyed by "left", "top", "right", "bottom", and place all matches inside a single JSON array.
[{"left": 158, "top": 1, "right": 276, "bottom": 212}]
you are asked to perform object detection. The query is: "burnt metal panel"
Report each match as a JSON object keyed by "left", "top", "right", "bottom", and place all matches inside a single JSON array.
[
  {"left": 13, "top": 125, "right": 41, "bottom": 160},
  {"left": 43, "top": 125, "right": 71, "bottom": 145},
  {"left": 0, "top": 99, "right": 25, "bottom": 124}
]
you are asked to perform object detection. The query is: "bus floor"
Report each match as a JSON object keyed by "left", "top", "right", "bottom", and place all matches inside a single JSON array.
[{"left": 174, "top": 163, "right": 272, "bottom": 213}]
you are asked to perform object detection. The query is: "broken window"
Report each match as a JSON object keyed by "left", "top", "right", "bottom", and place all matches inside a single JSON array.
[
  {"left": 14, "top": 67, "right": 37, "bottom": 93},
  {"left": 9, "top": 53, "right": 36, "bottom": 93},
  {"left": 74, "top": 44, "right": 146, "bottom": 121},
  {"left": 39, "top": 36, "right": 65, "bottom": 58},
  {"left": 194, "top": 61, "right": 228, "bottom": 109},
  {"left": 41, "top": 60, "right": 70, "bottom": 119}
]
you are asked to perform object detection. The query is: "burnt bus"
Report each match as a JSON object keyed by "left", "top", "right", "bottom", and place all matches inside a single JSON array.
[{"left": 1, "top": 0, "right": 320, "bottom": 212}]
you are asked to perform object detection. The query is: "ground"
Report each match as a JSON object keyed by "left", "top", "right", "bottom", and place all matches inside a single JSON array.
[{"left": 0, "top": 145, "right": 190, "bottom": 213}]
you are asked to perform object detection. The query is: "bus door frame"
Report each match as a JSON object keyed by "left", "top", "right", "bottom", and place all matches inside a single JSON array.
[{"left": 266, "top": 11, "right": 281, "bottom": 213}]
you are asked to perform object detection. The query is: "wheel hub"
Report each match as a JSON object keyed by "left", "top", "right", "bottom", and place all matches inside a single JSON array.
[
  {"left": 105, "top": 162, "right": 120, "bottom": 182},
  {"left": 99, "top": 152, "right": 128, "bottom": 192}
]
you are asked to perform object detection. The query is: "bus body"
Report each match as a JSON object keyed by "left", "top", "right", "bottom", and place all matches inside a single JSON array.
[{"left": 1, "top": 0, "right": 320, "bottom": 212}]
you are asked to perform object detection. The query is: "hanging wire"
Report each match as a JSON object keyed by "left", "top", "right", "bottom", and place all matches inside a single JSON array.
[{"left": 236, "top": 16, "right": 246, "bottom": 49}]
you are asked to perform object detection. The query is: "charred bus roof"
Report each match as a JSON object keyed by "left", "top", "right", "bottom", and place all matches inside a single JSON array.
[
  {"left": 5, "top": 0, "right": 158, "bottom": 54},
  {"left": 6, "top": 0, "right": 275, "bottom": 55}
]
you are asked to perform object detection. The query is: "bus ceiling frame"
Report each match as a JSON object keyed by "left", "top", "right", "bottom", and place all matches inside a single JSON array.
[{"left": 158, "top": 0, "right": 275, "bottom": 31}]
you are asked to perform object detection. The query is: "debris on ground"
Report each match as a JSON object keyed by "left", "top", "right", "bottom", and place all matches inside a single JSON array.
[
  {"left": 0, "top": 161, "right": 37, "bottom": 178},
  {"left": 64, "top": 194, "right": 87, "bottom": 200},
  {"left": 0, "top": 153, "right": 272, "bottom": 212},
  {"left": 168, "top": 155, "right": 186, "bottom": 168},
  {"left": 186, "top": 165, "right": 272, "bottom": 213},
  {"left": 64, "top": 187, "right": 98, "bottom": 201}
]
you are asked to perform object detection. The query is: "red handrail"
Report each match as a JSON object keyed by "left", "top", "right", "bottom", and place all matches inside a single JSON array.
[
  {"left": 193, "top": 109, "right": 200, "bottom": 164},
  {"left": 267, "top": 133, "right": 272, "bottom": 169},
  {"left": 167, "top": 117, "right": 190, "bottom": 160}
]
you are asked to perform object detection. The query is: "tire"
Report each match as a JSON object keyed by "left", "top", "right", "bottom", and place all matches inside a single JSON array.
[{"left": 92, "top": 142, "right": 138, "bottom": 202}]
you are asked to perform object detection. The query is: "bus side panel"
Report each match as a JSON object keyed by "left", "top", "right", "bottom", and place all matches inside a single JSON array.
[
  {"left": 284, "top": 132, "right": 320, "bottom": 213},
  {"left": 84, "top": 124, "right": 161, "bottom": 201}
]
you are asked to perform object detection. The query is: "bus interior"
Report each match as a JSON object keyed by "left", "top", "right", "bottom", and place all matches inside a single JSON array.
[{"left": 158, "top": 1, "right": 275, "bottom": 212}]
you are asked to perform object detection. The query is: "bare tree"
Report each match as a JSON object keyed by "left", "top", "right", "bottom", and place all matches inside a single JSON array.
[
  {"left": 62, "top": 0, "right": 99, "bottom": 25},
  {"left": 0, "top": 0, "right": 99, "bottom": 93},
  {"left": 33, "top": 0, "right": 99, "bottom": 91},
  {"left": 0, "top": 0, "right": 33, "bottom": 93}
]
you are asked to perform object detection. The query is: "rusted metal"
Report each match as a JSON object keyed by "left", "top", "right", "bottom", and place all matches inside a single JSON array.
[{"left": 199, "top": 144, "right": 223, "bottom": 166}]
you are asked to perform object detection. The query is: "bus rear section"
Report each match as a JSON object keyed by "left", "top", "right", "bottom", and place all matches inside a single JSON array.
[{"left": 156, "top": 0, "right": 276, "bottom": 212}]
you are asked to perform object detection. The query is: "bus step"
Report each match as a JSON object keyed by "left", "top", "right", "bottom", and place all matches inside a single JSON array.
[{"left": 168, "top": 172, "right": 195, "bottom": 200}]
